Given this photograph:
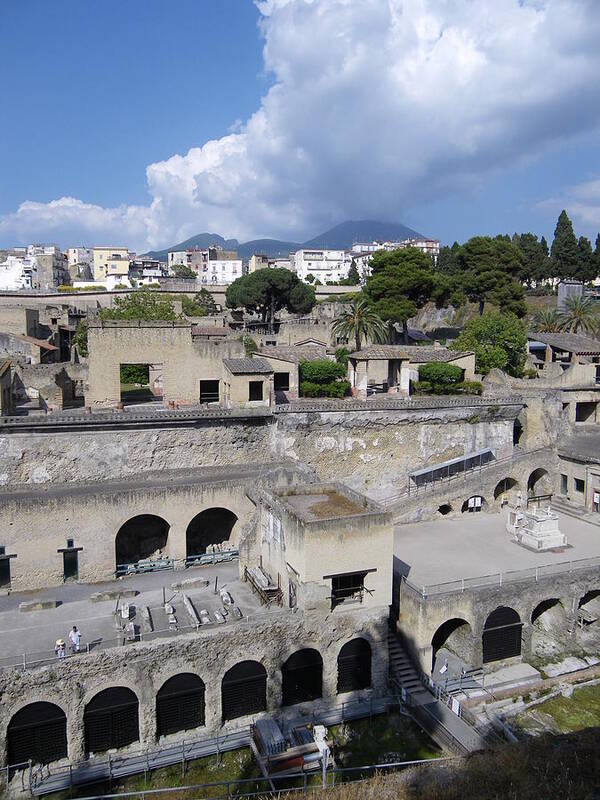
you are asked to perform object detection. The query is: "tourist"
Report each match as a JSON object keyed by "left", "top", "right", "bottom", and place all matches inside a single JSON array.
[
  {"left": 68, "top": 625, "right": 81, "bottom": 654},
  {"left": 55, "top": 639, "right": 66, "bottom": 659}
]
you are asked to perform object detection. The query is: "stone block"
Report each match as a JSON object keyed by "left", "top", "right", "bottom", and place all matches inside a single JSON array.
[
  {"left": 90, "top": 588, "right": 137, "bottom": 602},
  {"left": 19, "top": 599, "right": 59, "bottom": 612},
  {"left": 171, "top": 576, "right": 210, "bottom": 590}
]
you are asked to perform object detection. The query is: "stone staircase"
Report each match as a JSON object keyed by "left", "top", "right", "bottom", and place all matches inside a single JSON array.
[
  {"left": 552, "top": 495, "right": 600, "bottom": 526},
  {"left": 388, "top": 629, "right": 432, "bottom": 705}
]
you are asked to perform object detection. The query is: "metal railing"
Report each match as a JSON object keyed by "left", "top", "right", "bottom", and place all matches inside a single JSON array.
[{"left": 402, "top": 555, "right": 600, "bottom": 599}]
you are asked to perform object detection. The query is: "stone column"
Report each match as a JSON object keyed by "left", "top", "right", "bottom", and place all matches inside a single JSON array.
[{"left": 167, "top": 523, "right": 187, "bottom": 569}]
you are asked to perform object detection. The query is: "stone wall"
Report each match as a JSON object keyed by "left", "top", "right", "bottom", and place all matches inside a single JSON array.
[{"left": 0, "top": 606, "right": 389, "bottom": 769}]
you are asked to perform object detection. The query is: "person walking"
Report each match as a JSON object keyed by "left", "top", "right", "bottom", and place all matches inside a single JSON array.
[
  {"left": 55, "top": 639, "right": 66, "bottom": 659},
  {"left": 68, "top": 625, "right": 81, "bottom": 654}
]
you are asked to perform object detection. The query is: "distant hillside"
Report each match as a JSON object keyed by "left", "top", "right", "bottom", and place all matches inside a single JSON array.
[{"left": 144, "top": 219, "right": 426, "bottom": 261}]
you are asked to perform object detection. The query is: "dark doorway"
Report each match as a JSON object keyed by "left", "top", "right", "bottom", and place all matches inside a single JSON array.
[
  {"left": 115, "top": 515, "right": 170, "bottom": 567},
  {"left": 0, "top": 557, "right": 11, "bottom": 588},
  {"left": 186, "top": 507, "right": 238, "bottom": 558},
  {"left": 482, "top": 607, "right": 522, "bottom": 663},
  {"left": 431, "top": 618, "right": 473, "bottom": 671},
  {"left": 282, "top": 648, "right": 323, "bottom": 706},
  {"left": 337, "top": 638, "right": 371, "bottom": 693},
  {"left": 84, "top": 687, "right": 139, "bottom": 754},
  {"left": 156, "top": 674, "right": 205, "bottom": 737},
  {"left": 274, "top": 372, "right": 290, "bottom": 392},
  {"left": 221, "top": 661, "right": 267, "bottom": 722},
  {"left": 63, "top": 550, "right": 78, "bottom": 582},
  {"left": 513, "top": 418, "right": 523, "bottom": 445},
  {"left": 7, "top": 702, "right": 67, "bottom": 767},
  {"left": 200, "top": 380, "right": 219, "bottom": 404},
  {"left": 119, "top": 364, "right": 157, "bottom": 405}
]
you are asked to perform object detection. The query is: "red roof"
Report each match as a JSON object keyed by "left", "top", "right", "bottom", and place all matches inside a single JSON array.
[{"left": 16, "top": 334, "right": 58, "bottom": 351}]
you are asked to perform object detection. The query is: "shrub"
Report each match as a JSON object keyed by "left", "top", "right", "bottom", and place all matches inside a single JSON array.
[
  {"left": 73, "top": 319, "right": 88, "bottom": 357},
  {"left": 327, "top": 380, "right": 350, "bottom": 398},
  {"left": 120, "top": 364, "right": 149, "bottom": 384},
  {"left": 455, "top": 380, "right": 483, "bottom": 395},
  {"left": 299, "top": 359, "right": 346, "bottom": 384},
  {"left": 410, "top": 380, "right": 432, "bottom": 394},
  {"left": 241, "top": 335, "right": 258, "bottom": 357},
  {"left": 335, "top": 348, "right": 350, "bottom": 367},
  {"left": 299, "top": 380, "right": 350, "bottom": 398},
  {"left": 523, "top": 368, "right": 538, "bottom": 379},
  {"left": 419, "top": 362, "right": 463, "bottom": 388}
]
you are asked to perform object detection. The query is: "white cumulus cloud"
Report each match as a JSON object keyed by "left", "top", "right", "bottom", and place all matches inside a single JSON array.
[{"left": 2, "top": 0, "right": 600, "bottom": 250}]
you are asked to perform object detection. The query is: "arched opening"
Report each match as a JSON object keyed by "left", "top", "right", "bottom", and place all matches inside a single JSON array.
[
  {"left": 186, "top": 508, "right": 238, "bottom": 558},
  {"left": 431, "top": 618, "right": 473, "bottom": 672},
  {"left": 531, "top": 599, "right": 567, "bottom": 657},
  {"left": 337, "top": 639, "right": 372, "bottom": 693},
  {"left": 84, "top": 687, "right": 139, "bottom": 754},
  {"left": 461, "top": 496, "right": 486, "bottom": 513},
  {"left": 527, "top": 468, "right": 552, "bottom": 496},
  {"left": 282, "top": 648, "right": 323, "bottom": 706},
  {"left": 7, "top": 702, "right": 67, "bottom": 767},
  {"left": 438, "top": 504, "right": 452, "bottom": 516},
  {"left": 221, "top": 661, "right": 267, "bottom": 722},
  {"left": 483, "top": 607, "right": 522, "bottom": 663},
  {"left": 578, "top": 590, "right": 600, "bottom": 625},
  {"left": 493, "top": 477, "right": 519, "bottom": 501},
  {"left": 156, "top": 673, "right": 205, "bottom": 737},
  {"left": 115, "top": 515, "right": 169, "bottom": 568}
]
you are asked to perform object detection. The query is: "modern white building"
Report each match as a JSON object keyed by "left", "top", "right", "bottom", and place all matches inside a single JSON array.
[
  {"left": 0, "top": 254, "right": 39, "bottom": 290},
  {"left": 294, "top": 249, "right": 351, "bottom": 283},
  {"left": 67, "top": 247, "right": 92, "bottom": 269},
  {"left": 169, "top": 247, "right": 242, "bottom": 285},
  {"left": 349, "top": 239, "right": 440, "bottom": 276},
  {"left": 26, "top": 244, "right": 69, "bottom": 288}
]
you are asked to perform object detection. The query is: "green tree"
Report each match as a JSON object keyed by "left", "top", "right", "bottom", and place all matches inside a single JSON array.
[
  {"left": 595, "top": 233, "right": 600, "bottom": 269},
  {"left": 99, "top": 288, "right": 178, "bottom": 321},
  {"left": 532, "top": 308, "right": 561, "bottom": 332},
  {"left": 551, "top": 210, "right": 579, "bottom": 280},
  {"left": 559, "top": 294, "right": 599, "bottom": 334},
  {"left": 181, "top": 288, "right": 218, "bottom": 317},
  {"left": 455, "top": 236, "right": 525, "bottom": 316},
  {"left": 73, "top": 319, "right": 88, "bottom": 357},
  {"left": 436, "top": 242, "right": 460, "bottom": 275},
  {"left": 341, "top": 262, "right": 361, "bottom": 286},
  {"left": 120, "top": 364, "right": 149, "bottom": 384},
  {"left": 451, "top": 312, "right": 527, "bottom": 377},
  {"left": 577, "top": 236, "right": 597, "bottom": 283},
  {"left": 171, "top": 264, "right": 197, "bottom": 279},
  {"left": 363, "top": 247, "right": 462, "bottom": 342},
  {"left": 514, "top": 233, "right": 551, "bottom": 286},
  {"left": 330, "top": 297, "right": 387, "bottom": 352},
  {"left": 225, "top": 268, "right": 315, "bottom": 332},
  {"left": 298, "top": 359, "right": 349, "bottom": 398},
  {"left": 418, "top": 362, "right": 463, "bottom": 393}
]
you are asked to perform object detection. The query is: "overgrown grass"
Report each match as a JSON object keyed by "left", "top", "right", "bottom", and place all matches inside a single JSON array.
[{"left": 512, "top": 683, "right": 600, "bottom": 735}]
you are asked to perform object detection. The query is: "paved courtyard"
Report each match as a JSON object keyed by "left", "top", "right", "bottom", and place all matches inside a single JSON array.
[
  {"left": 0, "top": 562, "right": 271, "bottom": 668},
  {"left": 394, "top": 509, "right": 600, "bottom": 589}
]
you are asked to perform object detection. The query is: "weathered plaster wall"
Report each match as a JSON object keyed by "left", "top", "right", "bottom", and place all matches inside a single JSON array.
[{"left": 0, "top": 606, "right": 389, "bottom": 769}]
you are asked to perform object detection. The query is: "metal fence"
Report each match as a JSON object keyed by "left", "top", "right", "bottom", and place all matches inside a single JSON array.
[{"left": 402, "top": 555, "right": 600, "bottom": 599}]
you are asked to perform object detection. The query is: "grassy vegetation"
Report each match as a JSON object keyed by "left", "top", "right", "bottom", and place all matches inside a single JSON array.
[{"left": 512, "top": 683, "right": 600, "bottom": 736}]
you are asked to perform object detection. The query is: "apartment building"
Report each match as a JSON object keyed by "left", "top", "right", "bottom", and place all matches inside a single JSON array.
[
  {"left": 248, "top": 254, "right": 295, "bottom": 273},
  {"left": 294, "top": 249, "right": 351, "bottom": 283},
  {"left": 92, "top": 246, "right": 130, "bottom": 282},
  {"left": 169, "top": 247, "right": 242, "bottom": 284},
  {"left": 0, "top": 254, "right": 39, "bottom": 290},
  {"left": 26, "top": 244, "right": 69, "bottom": 288}
]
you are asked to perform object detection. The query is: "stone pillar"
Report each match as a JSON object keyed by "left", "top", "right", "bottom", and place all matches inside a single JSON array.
[
  {"left": 203, "top": 675, "right": 222, "bottom": 733},
  {"left": 138, "top": 694, "right": 156, "bottom": 750},
  {"left": 321, "top": 646, "right": 338, "bottom": 703},
  {"left": 67, "top": 704, "right": 86, "bottom": 764},
  {"left": 520, "top": 622, "right": 533, "bottom": 663},
  {"left": 167, "top": 523, "right": 187, "bottom": 569}
]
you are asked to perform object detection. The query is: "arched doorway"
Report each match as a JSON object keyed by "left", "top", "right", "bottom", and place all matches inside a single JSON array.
[
  {"left": 578, "top": 589, "right": 600, "bottom": 625},
  {"left": 186, "top": 508, "right": 238, "bottom": 558},
  {"left": 282, "top": 649, "right": 323, "bottom": 706},
  {"left": 493, "top": 477, "right": 519, "bottom": 501},
  {"left": 531, "top": 599, "right": 566, "bottom": 657},
  {"left": 156, "top": 674, "right": 205, "bottom": 737},
  {"left": 221, "top": 661, "right": 267, "bottom": 722},
  {"left": 461, "top": 496, "right": 486, "bottom": 513},
  {"left": 431, "top": 618, "right": 473, "bottom": 672},
  {"left": 84, "top": 687, "right": 139, "bottom": 754},
  {"left": 7, "top": 702, "right": 67, "bottom": 767},
  {"left": 115, "top": 515, "right": 169, "bottom": 567},
  {"left": 482, "top": 607, "right": 522, "bottom": 663},
  {"left": 337, "top": 639, "right": 371, "bottom": 693},
  {"left": 527, "top": 468, "right": 551, "bottom": 496}
]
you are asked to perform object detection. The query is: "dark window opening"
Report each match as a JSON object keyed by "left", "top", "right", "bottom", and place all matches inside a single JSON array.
[
  {"left": 575, "top": 478, "right": 585, "bottom": 493},
  {"left": 8, "top": 702, "right": 67, "bottom": 767},
  {"left": 513, "top": 419, "right": 523, "bottom": 445},
  {"left": 561, "top": 474, "right": 568, "bottom": 494},
  {"left": 282, "top": 648, "right": 323, "bottom": 706},
  {"left": 222, "top": 661, "right": 267, "bottom": 721},
  {"left": 266, "top": 339, "right": 277, "bottom": 345},
  {"left": 0, "top": 545, "right": 5, "bottom": 556},
  {"left": 438, "top": 504, "right": 452, "bottom": 516},
  {"left": 84, "top": 687, "right": 139, "bottom": 754},
  {"left": 200, "top": 380, "right": 219, "bottom": 404},
  {"left": 249, "top": 380, "right": 263, "bottom": 401},
  {"left": 156, "top": 674, "right": 205, "bottom": 737},
  {"left": 576, "top": 401, "right": 597, "bottom": 423},
  {"left": 330, "top": 572, "right": 367, "bottom": 609},
  {"left": 66, "top": 538, "right": 74, "bottom": 549},
  {"left": 482, "top": 606, "right": 522, "bottom": 663},
  {"left": 337, "top": 638, "right": 371, "bottom": 693},
  {"left": 274, "top": 372, "right": 290, "bottom": 392}
]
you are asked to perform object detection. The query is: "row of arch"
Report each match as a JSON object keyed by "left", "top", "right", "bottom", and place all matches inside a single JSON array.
[
  {"left": 6, "top": 640, "right": 372, "bottom": 768},
  {"left": 436, "top": 467, "right": 552, "bottom": 516},
  {"left": 115, "top": 507, "right": 239, "bottom": 565},
  {"left": 431, "top": 591, "right": 600, "bottom": 669}
]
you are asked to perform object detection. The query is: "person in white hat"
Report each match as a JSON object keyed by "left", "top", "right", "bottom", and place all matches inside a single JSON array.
[{"left": 55, "top": 639, "right": 66, "bottom": 659}]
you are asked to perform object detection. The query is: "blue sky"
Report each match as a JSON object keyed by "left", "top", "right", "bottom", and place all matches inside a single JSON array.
[{"left": 1, "top": 0, "right": 599, "bottom": 250}]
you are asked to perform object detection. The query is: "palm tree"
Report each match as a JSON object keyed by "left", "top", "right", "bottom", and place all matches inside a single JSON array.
[
  {"left": 532, "top": 308, "right": 561, "bottom": 332},
  {"left": 331, "top": 297, "right": 388, "bottom": 351},
  {"left": 559, "top": 294, "right": 599, "bottom": 334}
]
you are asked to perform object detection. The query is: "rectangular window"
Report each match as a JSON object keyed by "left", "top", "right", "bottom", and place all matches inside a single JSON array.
[
  {"left": 199, "top": 380, "right": 219, "bottom": 404},
  {"left": 561, "top": 474, "right": 568, "bottom": 494},
  {"left": 274, "top": 372, "right": 290, "bottom": 392},
  {"left": 330, "top": 572, "right": 368, "bottom": 609},
  {"left": 575, "top": 478, "right": 585, "bottom": 493},
  {"left": 66, "top": 538, "right": 74, "bottom": 549},
  {"left": 0, "top": 546, "right": 5, "bottom": 556},
  {"left": 249, "top": 381, "right": 263, "bottom": 401}
]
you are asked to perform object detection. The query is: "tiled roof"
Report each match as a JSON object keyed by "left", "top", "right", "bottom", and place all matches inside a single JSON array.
[
  {"left": 223, "top": 357, "right": 273, "bottom": 374},
  {"left": 347, "top": 345, "right": 472, "bottom": 362},
  {"left": 260, "top": 346, "right": 328, "bottom": 364},
  {"left": 0, "top": 359, "right": 11, "bottom": 378},
  {"left": 16, "top": 334, "right": 58, "bottom": 351},
  {"left": 528, "top": 332, "right": 600, "bottom": 354}
]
